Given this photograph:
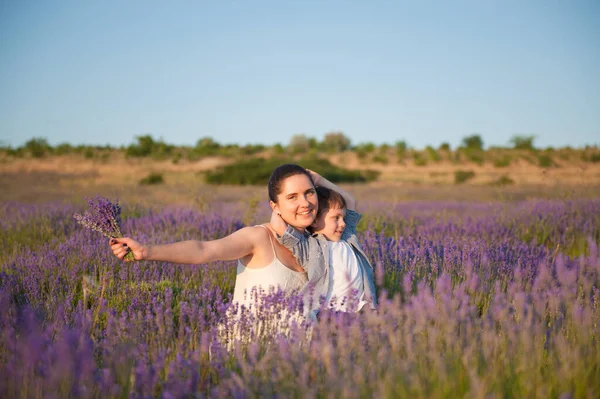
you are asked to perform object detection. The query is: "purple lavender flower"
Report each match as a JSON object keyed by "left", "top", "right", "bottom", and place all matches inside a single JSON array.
[{"left": 73, "top": 196, "right": 135, "bottom": 261}]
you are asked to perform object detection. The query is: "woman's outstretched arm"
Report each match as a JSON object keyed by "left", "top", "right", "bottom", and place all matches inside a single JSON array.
[{"left": 110, "top": 226, "right": 261, "bottom": 264}]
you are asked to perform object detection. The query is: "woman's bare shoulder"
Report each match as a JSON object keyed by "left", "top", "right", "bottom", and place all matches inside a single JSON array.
[{"left": 240, "top": 224, "right": 273, "bottom": 244}]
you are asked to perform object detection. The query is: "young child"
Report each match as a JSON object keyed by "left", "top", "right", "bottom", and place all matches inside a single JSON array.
[{"left": 270, "top": 171, "right": 377, "bottom": 319}]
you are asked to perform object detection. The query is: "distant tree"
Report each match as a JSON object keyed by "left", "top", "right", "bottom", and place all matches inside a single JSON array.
[
  {"left": 307, "top": 137, "right": 319, "bottom": 150},
  {"left": 126, "top": 135, "right": 173, "bottom": 158},
  {"left": 240, "top": 144, "right": 265, "bottom": 155},
  {"left": 196, "top": 137, "right": 220, "bottom": 150},
  {"left": 24, "top": 137, "right": 52, "bottom": 158},
  {"left": 55, "top": 143, "right": 73, "bottom": 155},
  {"left": 461, "top": 134, "right": 484, "bottom": 150},
  {"left": 510, "top": 135, "right": 536, "bottom": 150},
  {"left": 126, "top": 135, "right": 154, "bottom": 157},
  {"left": 378, "top": 143, "right": 390, "bottom": 153},
  {"left": 288, "top": 134, "right": 312, "bottom": 154},
  {"left": 395, "top": 140, "right": 408, "bottom": 161},
  {"left": 322, "top": 131, "right": 351, "bottom": 152},
  {"left": 425, "top": 146, "right": 441, "bottom": 162},
  {"left": 354, "top": 142, "right": 376, "bottom": 153},
  {"left": 194, "top": 136, "right": 221, "bottom": 156},
  {"left": 439, "top": 142, "right": 451, "bottom": 151}
]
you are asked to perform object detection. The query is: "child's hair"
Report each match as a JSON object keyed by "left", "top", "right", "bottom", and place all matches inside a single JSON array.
[{"left": 315, "top": 186, "right": 346, "bottom": 218}]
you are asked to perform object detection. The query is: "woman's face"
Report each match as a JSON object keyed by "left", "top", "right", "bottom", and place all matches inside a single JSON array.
[{"left": 270, "top": 174, "right": 318, "bottom": 230}]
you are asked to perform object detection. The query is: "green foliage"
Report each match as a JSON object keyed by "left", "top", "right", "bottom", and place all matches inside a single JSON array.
[
  {"left": 463, "top": 148, "right": 485, "bottom": 165},
  {"left": 493, "top": 155, "right": 512, "bottom": 168},
  {"left": 454, "top": 170, "right": 475, "bottom": 184},
  {"left": 372, "top": 154, "right": 389, "bottom": 165},
  {"left": 24, "top": 137, "right": 52, "bottom": 158},
  {"left": 395, "top": 140, "right": 407, "bottom": 152},
  {"left": 537, "top": 154, "right": 556, "bottom": 168},
  {"left": 439, "top": 142, "right": 451, "bottom": 151},
  {"left": 395, "top": 141, "right": 407, "bottom": 162},
  {"left": 54, "top": 143, "right": 73, "bottom": 155},
  {"left": 139, "top": 172, "right": 165, "bottom": 185},
  {"left": 413, "top": 152, "right": 428, "bottom": 166},
  {"left": 363, "top": 142, "right": 376, "bottom": 152},
  {"left": 586, "top": 153, "right": 600, "bottom": 163},
  {"left": 322, "top": 131, "right": 351, "bottom": 152},
  {"left": 239, "top": 144, "right": 265, "bottom": 156},
  {"left": 194, "top": 137, "right": 221, "bottom": 156},
  {"left": 510, "top": 135, "right": 536, "bottom": 150},
  {"left": 354, "top": 143, "right": 376, "bottom": 163},
  {"left": 356, "top": 149, "right": 368, "bottom": 161},
  {"left": 521, "top": 153, "right": 537, "bottom": 165},
  {"left": 0, "top": 213, "right": 69, "bottom": 264},
  {"left": 171, "top": 153, "right": 182, "bottom": 164},
  {"left": 425, "top": 146, "right": 441, "bottom": 162},
  {"left": 84, "top": 149, "right": 95, "bottom": 159},
  {"left": 461, "top": 134, "right": 484, "bottom": 150},
  {"left": 288, "top": 134, "right": 313, "bottom": 154},
  {"left": 126, "top": 135, "right": 173, "bottom": 159},
  {"left": 205, "top": 157, "right": 380, "bottom": 185},
  {"left": 492, "top": 175, "right": 514, "bottom": 186}
]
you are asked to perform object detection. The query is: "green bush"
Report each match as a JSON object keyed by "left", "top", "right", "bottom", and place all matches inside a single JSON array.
[
  {"left": 492, "top": 175, "right": 514, "bottom": 186},
  {"left": 322, "top": 131, "right": 351, "bottom": 152},
  {"left": 454, "top": 170, "right": 475, "bottom": 184},
  {"left": 510, "top": 135, "right": 536, "bottom": 150},
  {"left": 127, "top": 135, "right": 173, "bottom": 159},
  {"left": 464, "top": 149, "right": 485, "bottom": 165},
  {"left": 425, "top": 146, "right": 441, "bottom": 162},
  {"left": 24, "top": 137, "right": 52, "bottom": 158},
  {"left": 493, "top": 155, "right": 512, "bottom": 168},
  {"left": 461, "top": 134, "right": 484, "bottom": 150},
  {"left": 205, "top": 157, "right": 380, "bottom": 185},
  {"left": 413, "top": 152, "right": 428, "bottom": 166},
  {"left": 139, "top": 172, "right": 164, "bottom": 185},
  {"left": 395, "top": 141, "right": 407, "bottom": 162},
  {"left": 537, "top": 154, "right": 556, "bottom": 168},
  {"left": 54, "top": 143, "right": 73, "bottom": 155},
  {"left": 356, "top": 149, "right": 368, "bottom": 161},
  {"left": 172, "top": 153, "right": 182, "bottom": 164},
  {"left": 372, "top": 154, "right": 388, "bottom": 165},
  {"left": 587, "top": 153, "right": 600, "bottom": 163}
]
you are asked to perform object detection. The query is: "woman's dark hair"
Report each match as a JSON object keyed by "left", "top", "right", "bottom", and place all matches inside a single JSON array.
[{"left": 268, "top": 164, "right": 314, "bottom": 202}]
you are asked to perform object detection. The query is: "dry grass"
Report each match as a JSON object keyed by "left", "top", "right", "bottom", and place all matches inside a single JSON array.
[{"left": 1, "top": 153, "right": 599, "bottom": 205}]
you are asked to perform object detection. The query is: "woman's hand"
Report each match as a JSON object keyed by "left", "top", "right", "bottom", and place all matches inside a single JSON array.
[{"left": 110, "top": 237, "right": 144, "bottom": 261}]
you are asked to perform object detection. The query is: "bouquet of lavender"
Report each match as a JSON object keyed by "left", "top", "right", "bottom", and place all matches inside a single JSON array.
[{"left": 74, "top": 196, "right": 136, "bottom": 261}]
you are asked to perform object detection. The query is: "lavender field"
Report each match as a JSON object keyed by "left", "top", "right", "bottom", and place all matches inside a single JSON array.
[{"left": 1, "top": 195, "right": 599, "bottom": 398}]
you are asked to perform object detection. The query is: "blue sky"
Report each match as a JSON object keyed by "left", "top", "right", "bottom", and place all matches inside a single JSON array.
[{"left": 1, "top": 0, "right": 598, "bottom": 149}]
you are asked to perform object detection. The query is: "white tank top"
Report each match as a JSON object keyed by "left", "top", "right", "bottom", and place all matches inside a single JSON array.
[{"left": 232, "top": 225, "right": 308, "bottom": 308}]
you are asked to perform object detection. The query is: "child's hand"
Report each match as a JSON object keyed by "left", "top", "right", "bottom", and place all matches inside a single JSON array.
[
  {"left": 306, "top": 169, "right": 323, "bottom": 186},
  {"left": 270, "top": 210, "right": 288, "bottom": 237}
]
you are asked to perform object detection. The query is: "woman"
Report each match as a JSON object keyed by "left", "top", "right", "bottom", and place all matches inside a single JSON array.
[{"left": 110, "top": 164, "right": 318, "bottom": 308}]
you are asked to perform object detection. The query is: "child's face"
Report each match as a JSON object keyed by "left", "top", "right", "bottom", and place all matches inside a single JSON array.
[{"left": 311, "top": 207, "right": 346, "bottom": 242}]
